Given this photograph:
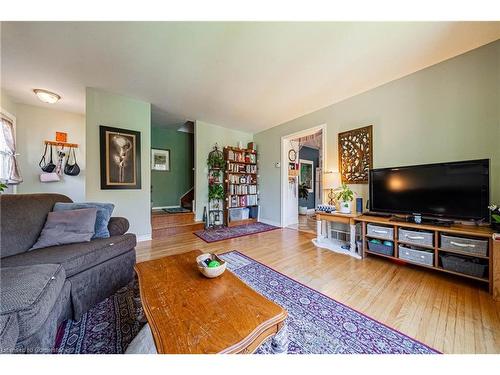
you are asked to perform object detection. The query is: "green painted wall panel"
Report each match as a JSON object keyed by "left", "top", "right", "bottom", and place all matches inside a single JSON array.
[{"left": 151, "top": 127, "right": 194, "bottom": 207}]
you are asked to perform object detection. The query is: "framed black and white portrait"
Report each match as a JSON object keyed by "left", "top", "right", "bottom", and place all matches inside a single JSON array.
[{"left": 99, "top": 126, "right": 141, "bottom": 190}]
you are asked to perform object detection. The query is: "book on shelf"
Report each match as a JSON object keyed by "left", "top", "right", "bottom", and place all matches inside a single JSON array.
[
  {"left": 228, "top": 184, "right": 257, "bottom": 195},
  {"left": 227, "top": 150, "right": 257, "bottom": 164},
  {"left": 228, "top": 194, "right": 258, "bottom": 208},
  {"left": 227, "top": 163, "right": 257, "bottom": 173}
]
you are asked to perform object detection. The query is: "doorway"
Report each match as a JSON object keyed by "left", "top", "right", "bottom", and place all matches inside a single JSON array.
[{"left": 281, "top": 124, "right": 326, "bottom": 233}]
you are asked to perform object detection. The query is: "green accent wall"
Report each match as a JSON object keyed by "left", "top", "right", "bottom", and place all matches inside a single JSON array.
[
  {"left": 255, "top": 40, "right": 500, "bottom": 225},
  {"left": 151, "top": 127, "right": 194, "bottom": 207}
]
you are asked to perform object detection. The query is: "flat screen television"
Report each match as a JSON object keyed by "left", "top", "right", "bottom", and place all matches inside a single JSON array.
[{"left": 369, "top": 159, "right": 490, "bottom": 221}]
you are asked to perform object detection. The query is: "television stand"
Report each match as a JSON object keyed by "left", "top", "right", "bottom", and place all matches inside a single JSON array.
[
  {"left": 363, "top": 211, "right": 392, "bottom": 218},
  {"left": 355, "top": 215, "right": 496, "bottom": 296},
  {"left": 388, "top": 215, "right": 453, "bottom": 227}
]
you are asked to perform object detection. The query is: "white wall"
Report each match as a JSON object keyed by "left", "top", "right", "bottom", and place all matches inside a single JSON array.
[
  {"left": 11, "top": 103, "right": 86, "bottom": 201},
  {"left": 194, "top": 120, "right": 253, "bottom": 221},
  {"left": 85, "top": 88, "right": 151, "bottom": 239},
  {"left": 283, "top": 140, "right": 299, "bottom": 227}
]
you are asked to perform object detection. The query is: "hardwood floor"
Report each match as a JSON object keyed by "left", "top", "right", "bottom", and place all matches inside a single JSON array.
[{"left": 136, "top": 228, "right": 500, "bottom": 354}]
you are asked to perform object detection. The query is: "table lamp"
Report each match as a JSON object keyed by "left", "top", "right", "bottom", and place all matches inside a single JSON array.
[{"left": 323, "top": 172, "right": 341, "bottom": 205}]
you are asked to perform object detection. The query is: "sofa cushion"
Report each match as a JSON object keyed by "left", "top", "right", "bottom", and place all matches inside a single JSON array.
[
  {"left": 54, "top": 202, "right": 115, "bottom": 239},
  {"left": 30, "top": 208, "right": 98, "bottom": 250},
  {"left": 0, "top": 264, "right": 66, "bottom": 341},
  {"left": 108, "top": 217, "right": 130, "bottom": 237},
  {"left": 0, "top": 193, "right": 72, "bottom": 258},
  {"left": 0, "top": 314, "right": 19, "bottom": 354},
  {"left": 2, "top": 233, "right": 137, "bottom": 277}
]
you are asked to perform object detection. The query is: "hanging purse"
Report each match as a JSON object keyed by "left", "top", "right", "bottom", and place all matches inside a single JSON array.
[
  {"left": 64, "top": 147, "right": 80, "bottom": 176},
  {"left": 39, "top": 172, "right": 60, "bottom": 183},
  {"left": 39, "top": 144, "right": 56, "bottom": 173}
]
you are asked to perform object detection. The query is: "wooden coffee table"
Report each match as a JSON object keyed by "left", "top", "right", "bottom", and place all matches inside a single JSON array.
[{"left": 134, "top": 250, "right": 288, "bottom": 354}]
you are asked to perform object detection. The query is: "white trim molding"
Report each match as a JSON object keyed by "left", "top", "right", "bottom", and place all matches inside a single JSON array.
[
  {"left": 259, "top": 218, "right": 282, "bottom": 228},
  {"left": 136, "top": 233, "right": 152, "bottom": 242}
]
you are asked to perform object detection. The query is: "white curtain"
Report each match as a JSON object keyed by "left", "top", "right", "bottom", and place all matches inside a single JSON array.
[{"left": 0, "top": 114, "right": 23, "bottom": 184}]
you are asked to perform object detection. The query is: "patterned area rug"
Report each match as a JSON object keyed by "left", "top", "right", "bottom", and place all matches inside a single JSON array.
[
  {"left": 221, "top": 251, "right": 438, "bottom": 354},
  {"left": 54, "top": 281, "right": 145, "bottom": 354},
  {"left": 194, "top": 222, "right": 279, "bottom": 243},
  {"left": 54, "top": 251, "right": 438, "bottom": 354}
]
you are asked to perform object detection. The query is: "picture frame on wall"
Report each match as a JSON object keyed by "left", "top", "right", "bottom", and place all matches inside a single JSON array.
[
  {"left": 99, "top": 125, "right": 141, "bottom": 190},
  {"left": 151, "top": 148, "right": 170, "bottom": 171},
  {"left": 299, "top": 159, "right": 314, "bottom": 193}
]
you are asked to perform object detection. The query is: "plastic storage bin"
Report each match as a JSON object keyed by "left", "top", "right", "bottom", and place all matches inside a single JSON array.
[{"left": 229, "top": 207, "right": 250, "bottom": 221}]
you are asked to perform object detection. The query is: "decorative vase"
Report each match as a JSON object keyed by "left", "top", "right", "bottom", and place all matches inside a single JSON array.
[
  {"left": 340, "top": 200, "right": 351, "bottom": 214},
  {"left": 298, "top": 206, "right": 308, "bottom": 215}
]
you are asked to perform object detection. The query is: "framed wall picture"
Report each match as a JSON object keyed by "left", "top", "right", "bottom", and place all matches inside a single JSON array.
[
  {"left": 299, "top": 159, "right": 314, "bottom": 192},
  {"left": 99, "top": 126, "right": 141, "bottom": 190},
  {"left": 338, "top": 125, "right": 373, "bottom": 184},
  {"left": 151, "top": 148, "right": 170, "bottom": 171}
]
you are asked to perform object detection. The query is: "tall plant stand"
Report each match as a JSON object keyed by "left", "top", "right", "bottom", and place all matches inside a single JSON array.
[{"left": 207, "top": 144, "right": 225, "bottom": 228}]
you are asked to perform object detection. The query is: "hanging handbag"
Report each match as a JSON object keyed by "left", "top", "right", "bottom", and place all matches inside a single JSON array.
[
  {"left": 39, "top": 172, "right": 60, "bottom": 183},
  {"left": 39, "top": 144, "right": 56, "bottom": 173},
  {"left": 64, "top": 147, "right": 80, "bottom": 176}
]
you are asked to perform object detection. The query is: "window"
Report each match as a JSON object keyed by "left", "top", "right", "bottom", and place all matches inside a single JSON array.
[{"left": 0, "top": 109, "right": 22, "bottom": 185}]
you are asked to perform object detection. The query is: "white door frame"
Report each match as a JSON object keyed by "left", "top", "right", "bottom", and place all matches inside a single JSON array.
[
  {"left": 280, "top": 124, "right": 327, "bottom": 227},
  {"left": 0, "top": 108, "right": 17, "bottom": 194}
]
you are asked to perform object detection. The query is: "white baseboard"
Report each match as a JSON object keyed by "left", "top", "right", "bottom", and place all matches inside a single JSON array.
[
  {"left": 151, "top": 205, "right": 180, "bottom": 210},
  {"left": 136, "top": 233, "right": 152, "bottom": 242},
  {"left": 259, "top": 218, "right": 282, "bottom": 227}
]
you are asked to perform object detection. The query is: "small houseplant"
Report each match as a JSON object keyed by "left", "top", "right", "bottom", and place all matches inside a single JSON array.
[
  {"left": 0, "top": 182, "right": 7, "bottom": 193},
  {"left": 298, "top": 182, "right": 309, "bottom": 215},
  {"left": 489, "top": 205, "right": 500, "bottom": 231},
  {"left": 208, "top": 184, "right": 225, "bottom": 201},
  {"left": 336, "top": 183, "right": 354, "bottom": 214},
  {"left": 207, "top": 152, "right": 225, "bottom": 169}
]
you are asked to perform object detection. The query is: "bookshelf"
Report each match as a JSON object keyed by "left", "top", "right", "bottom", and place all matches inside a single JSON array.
[{"left": 223, "top": 146, "right": 259, "bottom": 227}]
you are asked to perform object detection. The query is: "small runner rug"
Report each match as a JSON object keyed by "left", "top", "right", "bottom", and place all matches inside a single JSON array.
[
  {"left": 194, "top": 222, "right": 279, "bottom": 243},
  {"left": 54, "top": 251, "right": 438, "bottom": 354}
]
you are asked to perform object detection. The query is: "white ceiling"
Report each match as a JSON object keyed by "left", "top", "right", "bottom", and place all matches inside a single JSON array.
[{"left": 2, "top": 22, "right": 499, "bottom": 133}]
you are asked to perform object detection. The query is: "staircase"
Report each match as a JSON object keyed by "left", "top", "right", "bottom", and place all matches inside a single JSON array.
[
  {"left": 180, "top": 188, "right": 194, "bottom": 211},
  {"left": 151, "top": 210, "right": 204, "bottom": 239}
]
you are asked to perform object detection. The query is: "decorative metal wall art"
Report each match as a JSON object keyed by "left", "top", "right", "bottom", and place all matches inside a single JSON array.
[{"left": 338, "top": 125, "right": 373, "bottom": 184}]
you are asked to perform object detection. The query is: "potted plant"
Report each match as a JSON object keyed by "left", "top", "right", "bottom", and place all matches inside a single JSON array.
[
  {"left": 0, "top": 182, "right": 7, "bottom": 193},
  {"left": 336, "top": 183, "right": 354, "bottom": 214},
  {"left": 298, "top": 182, "right": 309, "bottom": 215},
  {"left": 208, "top": 184, "right": 225, "bottom": 201},
  {"left": 207, "top": 152, "right": 225, "bottom": 169},
  {"left": 489, "top": 205, "right": 500, "bottom": 231}
]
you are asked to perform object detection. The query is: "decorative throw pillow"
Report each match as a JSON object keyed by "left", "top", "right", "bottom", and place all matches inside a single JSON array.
[
  {"left": 53, "top": 202, "right": 115, "bottom": 239},
  {"left": 30, "top": 208, "right": 97, "bottom": 250}
]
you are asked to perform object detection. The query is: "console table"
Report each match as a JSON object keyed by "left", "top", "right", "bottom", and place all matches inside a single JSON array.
[
  {"left": 354, "top": 215, "right": 497, "bottom": 295},
  {"left": 314, "top": 212, "right": 362, "bottom": 259}
]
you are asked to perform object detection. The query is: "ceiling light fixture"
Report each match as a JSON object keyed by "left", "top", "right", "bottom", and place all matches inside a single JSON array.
[{"left": 33, "top": 89, "right": 61, "bottom": 104}]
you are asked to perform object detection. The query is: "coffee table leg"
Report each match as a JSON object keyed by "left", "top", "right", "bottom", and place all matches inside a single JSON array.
[{"left": 271, "top": 321, "right": 288, "bottom": 354}]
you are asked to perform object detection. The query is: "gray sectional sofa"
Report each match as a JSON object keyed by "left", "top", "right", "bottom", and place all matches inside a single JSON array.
[{"left": 0, "top": 193, "right": 137, "bottom": 353}]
